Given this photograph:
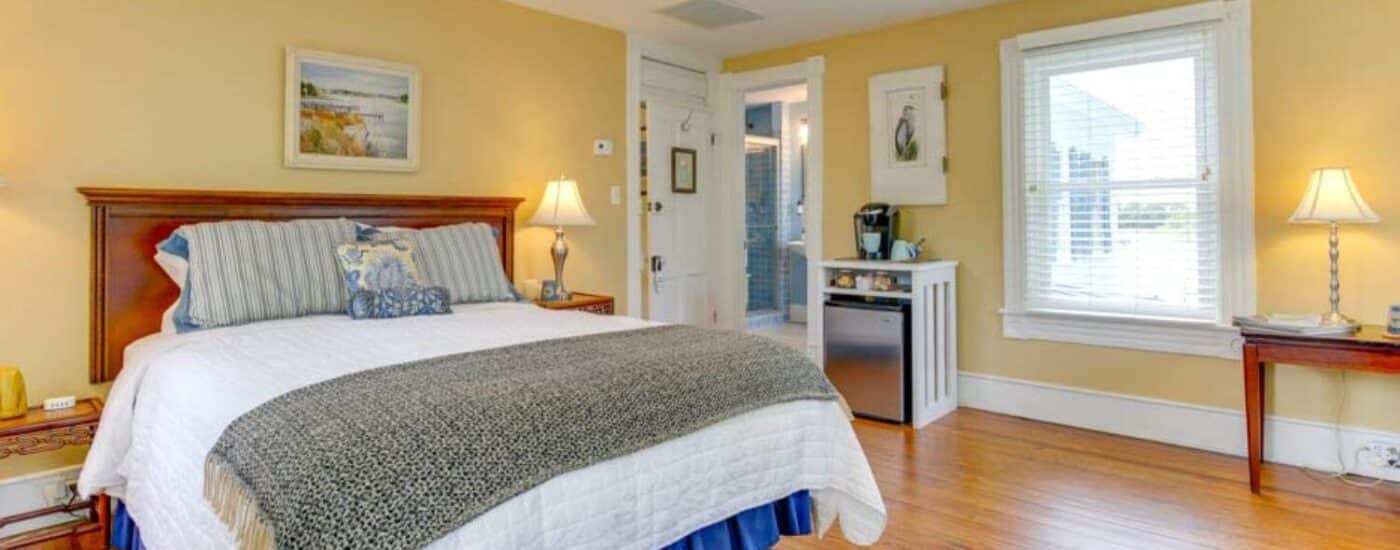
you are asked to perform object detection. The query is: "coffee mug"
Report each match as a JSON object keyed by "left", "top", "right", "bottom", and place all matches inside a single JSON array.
[
  {"left": 860, "top": 233, "right": 883, "bottom": 258},
  {"left": 890, "top": 241, "right": 916, "bottom": 261}
]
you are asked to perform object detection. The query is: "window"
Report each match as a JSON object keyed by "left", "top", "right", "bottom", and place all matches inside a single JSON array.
[{"left": 1001, "top": 1, "right": 1253, "bottom": 359}]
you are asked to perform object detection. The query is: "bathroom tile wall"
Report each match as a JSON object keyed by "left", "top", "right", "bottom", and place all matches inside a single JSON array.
[{"left": 745, "top": 139, "right": 779, "bottom": 312}]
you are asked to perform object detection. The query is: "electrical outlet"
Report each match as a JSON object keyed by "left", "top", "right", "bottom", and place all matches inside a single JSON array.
[
  {"left": 41, "top": 476, "right": 81, "bottom": 507},
  {"left": 41, "top": 480, "right": 75, "bottom": 507},
  {"left": 1360, "top": 440, "right": 1400, "bottom": 470}
]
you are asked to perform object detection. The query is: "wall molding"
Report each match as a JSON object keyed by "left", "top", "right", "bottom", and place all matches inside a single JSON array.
[
  {"left": 959, "top": 372, "right": 1399, "bottom": 482},
  {"left": 1002, "top": 310, "right": 1242, "bottom": 360}
]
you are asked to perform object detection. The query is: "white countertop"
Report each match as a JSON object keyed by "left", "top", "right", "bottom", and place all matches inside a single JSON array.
[{"left": 820, "top": 258, "right": 959, "bottom": 271}]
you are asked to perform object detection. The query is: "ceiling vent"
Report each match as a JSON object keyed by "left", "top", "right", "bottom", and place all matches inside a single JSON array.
[{"left": 654, "top": 0, "right": 763, "bottom": 29}]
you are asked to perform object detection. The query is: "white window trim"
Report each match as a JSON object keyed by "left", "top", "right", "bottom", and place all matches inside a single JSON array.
[{"left": 999, "top": 0, "right": 1254, "bottom": 360}]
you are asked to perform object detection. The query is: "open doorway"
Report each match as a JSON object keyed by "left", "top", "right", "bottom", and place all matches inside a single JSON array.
[
  {"left": 716, "top": 57, "right": 824, "bottom": 361},
  {"left": 742, "top": 84, "right": 808, "bottom": 352}
]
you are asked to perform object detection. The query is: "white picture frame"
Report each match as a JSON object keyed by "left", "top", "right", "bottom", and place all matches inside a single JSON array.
[
  {"left": 285, "top": 48, "right": 421, "bottom": 172},
  {"left": 869, "top": 65, "right": 946, "bottom": 205}
]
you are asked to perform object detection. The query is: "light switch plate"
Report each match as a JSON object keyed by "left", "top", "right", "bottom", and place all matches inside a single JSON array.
[
  {"left": 610, "top": 185, "right": 622, "bottom": 205},
  {"left": 593, "top": 139, "right": 614, "bottom": 157}
]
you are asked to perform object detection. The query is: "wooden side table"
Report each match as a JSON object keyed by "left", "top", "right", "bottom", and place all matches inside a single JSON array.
[
  {"left": 0, "top": 398, "right": 108, "bottom": 550},
  {"left": 534, "top": 292, "right": 614, "bottom": 315},
  {"left": 1239, "top": 326, "right": 1400, "bottom": 493}
]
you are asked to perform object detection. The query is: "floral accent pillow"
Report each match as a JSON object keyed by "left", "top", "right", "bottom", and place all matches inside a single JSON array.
[
  {"left": 347, "top": 286, "right": 451, "bottom": 320},
  {"left": 337, "top": 239, "right": 421, "bottom": 292},
  {"left": 335, "top": 240, "right": 451, "bottom": 319}
]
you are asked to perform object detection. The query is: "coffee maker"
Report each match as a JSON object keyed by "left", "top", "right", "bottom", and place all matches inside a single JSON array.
[{"left": 853, "top": 202, "right": 899, "bottom": 260}]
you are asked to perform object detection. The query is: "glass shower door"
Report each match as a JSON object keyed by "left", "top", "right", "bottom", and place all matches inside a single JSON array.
[{"left": 745, "top": 138, "right": 780, "bottom": 314}]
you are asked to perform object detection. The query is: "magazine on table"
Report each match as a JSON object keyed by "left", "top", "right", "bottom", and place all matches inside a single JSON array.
[{"left": 1232, "top": 313, "right": 1356, "bottom": 336}]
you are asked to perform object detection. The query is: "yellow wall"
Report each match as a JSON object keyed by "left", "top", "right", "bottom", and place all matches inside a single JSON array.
[
  {"left": 0, "top": 0, "right": 625, "bottom": 477},
  {"left": 726, "top": 0, "right": 1399, "bottom": 431}
]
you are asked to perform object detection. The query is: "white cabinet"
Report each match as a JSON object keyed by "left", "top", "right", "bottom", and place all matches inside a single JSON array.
[{"left": 821, "top": 259, "right": 959, "bottom": 428}]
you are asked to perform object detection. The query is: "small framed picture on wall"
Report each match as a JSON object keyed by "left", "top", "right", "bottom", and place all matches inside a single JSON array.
[
  {"left": 672, "top": 147, "right": 697, "bottom": 194},
  {"left": 869, "top": 65, "right": 947, "bottom": 205},
  {"left": 285, "top": 47, "right": 422, "bottom": 172}
]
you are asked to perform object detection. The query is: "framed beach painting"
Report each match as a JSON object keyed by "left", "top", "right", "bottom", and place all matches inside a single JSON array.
[
  {"left": 868, "top": 65, "right": 946, "bottom": 205},
  {"left": 285, "top": 48, "right": 421, "bottom": 172}
]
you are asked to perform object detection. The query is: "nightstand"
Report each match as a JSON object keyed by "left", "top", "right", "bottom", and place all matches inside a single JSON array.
[
  {"left": 0, "top": 398, "right": 108, "bottom": 550},
  {"left": 534, "top": 292, "right": 614, "bottom": 315}
]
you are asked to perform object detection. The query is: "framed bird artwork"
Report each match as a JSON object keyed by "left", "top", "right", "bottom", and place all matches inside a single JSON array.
[{"left": 868, "top": 65, "right": 947, "bottom": 205}]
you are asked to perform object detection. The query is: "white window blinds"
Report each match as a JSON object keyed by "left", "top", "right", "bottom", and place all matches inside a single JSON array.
[{"left": 1019, "top": 21, "right": 1221, "bottom": 321}]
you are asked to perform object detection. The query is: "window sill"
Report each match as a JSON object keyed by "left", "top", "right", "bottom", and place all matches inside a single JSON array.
[{"left": 1001, "top": 309, "right": 1242, "bottom": 360}]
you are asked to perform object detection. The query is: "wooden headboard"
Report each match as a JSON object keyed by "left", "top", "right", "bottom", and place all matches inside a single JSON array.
[{"left": 79, "top": 187, "right": 524, "bottom": 383}]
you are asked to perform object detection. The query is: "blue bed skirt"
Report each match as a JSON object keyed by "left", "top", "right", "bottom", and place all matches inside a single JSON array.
[{"left": 111, "top": 490, "right": 812, "bottom": 550}]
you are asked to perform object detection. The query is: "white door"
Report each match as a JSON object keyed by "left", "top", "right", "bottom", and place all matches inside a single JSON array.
[{"left": 646, "top": 101, "right": 713, "bottom": 326}]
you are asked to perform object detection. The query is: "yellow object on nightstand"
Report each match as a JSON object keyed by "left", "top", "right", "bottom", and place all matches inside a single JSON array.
[{"left": 0, "top": 366, "right": 27, "bottom": 419}]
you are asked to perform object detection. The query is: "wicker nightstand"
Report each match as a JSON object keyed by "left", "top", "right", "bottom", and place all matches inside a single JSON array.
[
  {"left": 534, "top": 293, "right": 614, "bottom": 315},
  {"left": 0, "top": 397, "right": 108, "bottom": 549}
]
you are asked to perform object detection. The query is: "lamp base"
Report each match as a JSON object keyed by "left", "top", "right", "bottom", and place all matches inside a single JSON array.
[
  {"left": 547, "top": 227, "right": 572, "bottom": 302},
  {"left": 1319, "top": 312, "right": 1358, "bottom": 329}
]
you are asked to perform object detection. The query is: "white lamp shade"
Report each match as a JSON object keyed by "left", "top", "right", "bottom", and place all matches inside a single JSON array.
[
  {"left": 528, "top": 177, "right": 595, "bottom": 227},
  {"left": 1289, "top": 168, "right": 1381, "bottom": 224}
]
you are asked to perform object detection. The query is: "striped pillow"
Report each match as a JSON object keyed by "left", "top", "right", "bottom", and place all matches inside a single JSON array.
[
  {"left": 167, "top": 218, "right": 358, "bottom": 331},
  {"left": 362, "top": 223, "right": 517, "bottom": 304}
]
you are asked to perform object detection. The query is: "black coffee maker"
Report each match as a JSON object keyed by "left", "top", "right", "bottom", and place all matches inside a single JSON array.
[{"left": 853, "top": 202, "right": 899, "bottom": 260}]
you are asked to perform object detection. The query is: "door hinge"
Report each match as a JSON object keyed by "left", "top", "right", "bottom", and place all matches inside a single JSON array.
[
  {"left": 941, "top": 156, "right": 949, "bottom": 174},
  {"left": 713, "top": 310, "right": 719, "bottom": 324},
  {"left": 710, "top": 133, "right": 717, "bottom": 146},
  {"left": 940, "top": 82, "right": 948, "bottom": 100}
]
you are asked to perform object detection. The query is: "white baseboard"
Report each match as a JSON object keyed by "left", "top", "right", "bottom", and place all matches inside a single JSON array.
[
  {"left": 0, "top": 465, "right": 83, "bottom": 538},
  {"left": 958, "top": 372, "right": 1400, "bottom": 482}
]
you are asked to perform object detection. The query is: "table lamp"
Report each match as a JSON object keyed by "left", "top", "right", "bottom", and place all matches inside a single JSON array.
[
  {"left": 1288, "top": 167, "right": 1381, "bottom": 327},
  {"left": 528, "top": 175, "right": 595, "bottom": 301}
]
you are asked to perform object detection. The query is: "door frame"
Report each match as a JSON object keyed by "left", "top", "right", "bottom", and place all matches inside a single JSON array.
[
  {"left": 716, "top": 57, "right": 826, "bottom": 362},
  {"left": 625, "top": 34, "right": 721, "bottom": 318}
]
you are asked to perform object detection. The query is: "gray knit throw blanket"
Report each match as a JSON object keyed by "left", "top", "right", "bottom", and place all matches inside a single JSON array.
[{"left": 204, "top": 325, "right": 838, "bottom": 550}]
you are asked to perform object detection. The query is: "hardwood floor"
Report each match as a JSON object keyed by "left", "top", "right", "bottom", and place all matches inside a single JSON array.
[{"left": 779, "top": 409, "right": 1400, "bottom": 549}]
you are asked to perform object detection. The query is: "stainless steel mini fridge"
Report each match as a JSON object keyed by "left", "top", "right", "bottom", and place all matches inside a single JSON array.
[{"left": 823, "top": 299, "right": 910, "bottom": 423}]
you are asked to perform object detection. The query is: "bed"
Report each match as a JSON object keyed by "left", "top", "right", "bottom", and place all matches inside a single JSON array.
[{"left": 74, "top": 188, "right": 885, "bottom": 549}]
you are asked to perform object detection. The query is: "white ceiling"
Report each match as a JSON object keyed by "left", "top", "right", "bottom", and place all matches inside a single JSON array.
[{"left": 505, "top": 0, "right": 1007, "bottom": 57}]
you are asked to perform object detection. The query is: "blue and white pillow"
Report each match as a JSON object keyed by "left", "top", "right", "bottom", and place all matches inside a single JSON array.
[
  {"left": 335, "top": 240, "right": 450, "bottom": 320},
  {"left": 357, "top": 223, "right": 520, "bottom": 304},
  {"left": 346, "top": 286, "right": 451, "bottom": 320},
  {"left": 157, "top": 218, "right": 358, "bottom": 332}
]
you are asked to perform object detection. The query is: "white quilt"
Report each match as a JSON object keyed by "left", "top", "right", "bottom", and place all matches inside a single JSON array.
[{"left": 79, "top": 303, "right": 886, "bottom": 549}]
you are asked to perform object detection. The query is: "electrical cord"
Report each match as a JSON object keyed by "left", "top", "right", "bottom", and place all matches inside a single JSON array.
[
  {"left": 62, "top": 484, "right": 89, "bottom": 520},
  {"left": 1300, "top": 370, "right": 1386, "bottom": 488}
]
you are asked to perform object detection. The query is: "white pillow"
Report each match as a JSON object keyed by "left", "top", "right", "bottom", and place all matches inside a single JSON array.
[{"left": 154, "top": 250, "right": 188, "bottom": 334}]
